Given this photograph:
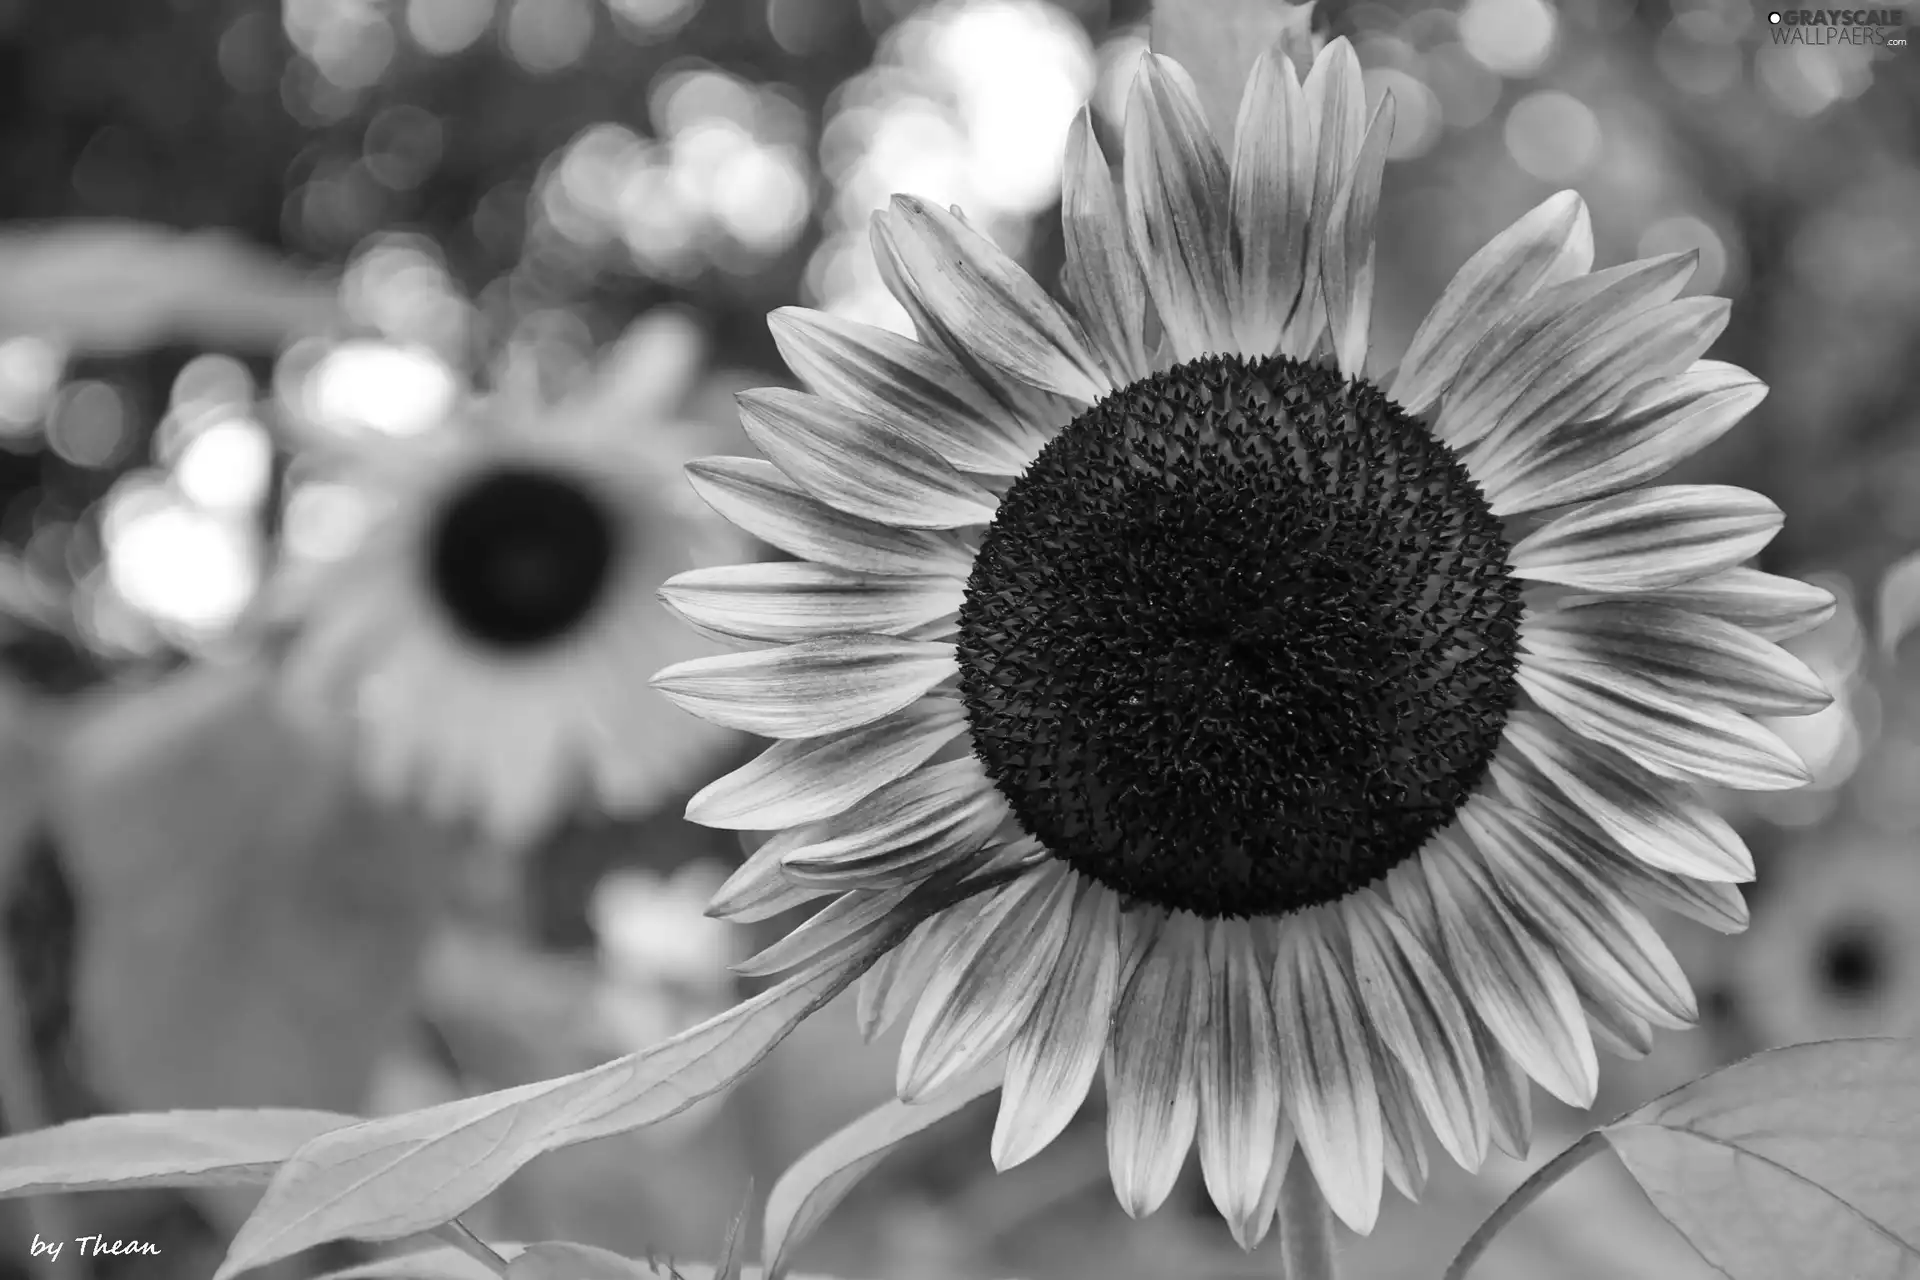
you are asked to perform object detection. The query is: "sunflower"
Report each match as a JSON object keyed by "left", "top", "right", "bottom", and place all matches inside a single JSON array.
[
  {"left": 1735, "top": 835, "right": 1920, "bottom": 1046},
  {"left": 276, "top": 315, "right": 744, "bottom": 844},
  {"left": 651, "top": 38, "right": 1835, "bottom": 1244}
]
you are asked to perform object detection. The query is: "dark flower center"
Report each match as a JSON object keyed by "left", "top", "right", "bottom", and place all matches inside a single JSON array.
[
  {"left": 956, "top": 353, "right": 1524, "bottom": 919},
  {"left": 1817, "top": 917, "right": 1887, "bottom": 1003},
  {"left": 425, "top": 465, "right": 621, "bottom": 651}
]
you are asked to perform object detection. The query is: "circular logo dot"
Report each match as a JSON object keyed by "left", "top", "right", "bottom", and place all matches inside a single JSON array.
[{"left": 1769, "top": 10, "right": 1781, "bottom": 21}]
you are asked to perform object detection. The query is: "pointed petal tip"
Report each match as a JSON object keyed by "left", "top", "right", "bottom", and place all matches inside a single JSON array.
[
  {"left": 894, "top": 1069, "right": 936, "bottom": 1106},
  {"left": 1319, "top": 1177, "right": 1380, "bottom": 1236},
  {"left": 889, "top": 192, "right": 938, "bottom": 221},
  {"left": 1224, "top": 1207, "right": 1272, "bottom": 1253},
  {"left": 1318, "top": 33, "right": 1356, "bottom": 61},
  {"left": 988, "top": 1120, "right": 1052, "bottom": 1174}
]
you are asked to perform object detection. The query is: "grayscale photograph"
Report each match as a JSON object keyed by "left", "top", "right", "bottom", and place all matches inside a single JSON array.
[{"left": 0, "top": 1, "right": 1914, "bottom": 1278}]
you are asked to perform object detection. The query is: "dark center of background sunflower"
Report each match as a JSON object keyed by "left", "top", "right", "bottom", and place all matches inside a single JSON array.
[
  {"left": 957, "top": 353, "right": 1525, "bottom": 919},
  {"left": 425, "top": 466, "right": 620, "bottom": 651}
]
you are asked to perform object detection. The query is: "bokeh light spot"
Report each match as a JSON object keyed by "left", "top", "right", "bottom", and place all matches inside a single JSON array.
[
  {"left": 174, "top": 417, "right": 275, "bottom": 511},
  {"left": 1460, "top": 0, "right": 1559, "bottom": 78},
  {"left": 0, "top": 336, "right": 67, "bottom": 431},
  {"left": 1639, "top": 214, "right": 1734, "bottom": 295},
  {"left": 284, "top": 480, "right": 379, "bottom": 562},
  {"left": 307, "top": 341, "right": 459, "bottom": 437},
  {"left": 406, "top": 0, "right": 496, "bottom": 55},
  {"left": 1504, "top": 89, "right": 1600, "bottom": 181},
  {"left": 1425, "top": 40, "right": 1504, "bottom": 129},
  {"left": 608, "top": 0, "right": 703, "bottom": 40},
  {"left": 47, "top": 381, "right": 131, "bottom": 469},
  {"left": 1366, "top": 69, "right": 1442, "bottom": 160},
  {"left": 104, "top": 481, "right": 257, "bottom": 633},
  {"left": 505, "top": 0, "right": 594, "bottom": 74}
]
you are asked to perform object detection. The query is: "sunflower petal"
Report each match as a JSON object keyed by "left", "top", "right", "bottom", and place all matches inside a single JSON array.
[
  {"left": 706, "top": 829, "right": 834, "bottom": 923},
  {"left": 897, "top": 866, "right": 1073, "bottom": 1100},
  {"left": 1390, "top": 190, "right": 1593, "bottom": 414},
  {"left": 736, "top": 388, "right": 997, "bottom": 530},
  {"left": 1124, "top": 53, "right": 1236, "bottom": 360},
  {"left": 878, "top": 197, "right": 1110, "bottom": 405},
  {"left": 1421, "top": 835, "right": 1598, "bottom": 1107},
  {"left": 1245, "top": 1108, "right": 1301, "bottom": 1251},
  {"left": 1461, "top": 802, "right": 1697, "bottom": 1030},
  {"left": 1272, "top": 908, "right": 1385, "bottom": 1234},
  {"left": 1479, "top": 359, "right": 1768, "bottom": 517},
  {"left": 762, "top": 1066, "right": 1001, "bottom": 1280},
  {"left": 1519, "top": 656, "right": 1809, "bottom": 791},
  {"left": 734, "top": 886, "right": 914, "bottom": 980},
  {"left": 1229, "top": 43, "right": 1315, "bottom": 353},
  {"left": 1321, "top": 91, "right": 1395, "bottom": 376},
  {"left": 1434, "top": 251, "right": 1696, "bottom": 449},
  {"left": 1343, "top": 889, "right": 1490, "bottom": 1172},
  {"left": 1585, "top": 998, "right": 1654, "bottom": 1060},
  {"left": 1622, "top": 869, "right": 1749, "bottom": 934},
  {"left": 1524, "top": 601, "right": 1830, "bottom": 716},
  {"left": 1062, "top": 109, "right": 1151, "bottom": 383},
  {"left": 1471, "top": 296, "right": 1732, "bottom": 473},
  {"left": 856, "top": 900, "right": 981, "bottom": 1041},
  {"left": 1475, "top": 1024, "right": 1534, "bottom": 1159},
  {"left": 780, "top": 758, "right": 1007, "bottom": 887},
  {"left": 651, "top": 636, "right": 958, "bottom": 739},
  {"left": 1105, "top": 910, "right": 1205, "bottom": 1217},
  {"left": 1196, "top": 919, "right": 1282, "bottom": 1245},
  {"left": 1488, "top": 748, "right": 1753, "bottom": 934},
  {"left": 1580, "top": 567, "right": 1836, "bottom": 642},
  {"left": 1375, "top": 1053, "right": 1431, "bottom": 1202},
  {"left": 1384, "top": 863, "right": 1534, "bottom": 1160},
  {"left": 1281, "top": 38, "right": 1367, "bottom": 358},
  {"left": 1508, "top": 484, "right": 1783, "bottom": 593},
  {"left": 994, "top": 878, "right": 1122, "bottom": 1170},
  {"left": 1501, "top": 710, "right": 1753, "bottom": 882},
  {"left": 684, "top": 457, "right": 974, "bottom": 576},
  {"left": 767, "top": 307, "right": 1039, "bottom": 476},
  {"left": 661, "top": 562, "right": 966, "bottom": 646},
  {"left": 871, "top": 214, "right": 1086, "bottom": 435},
  {"left": 684, "top": 698, "right": 967, "bottom": 829}
]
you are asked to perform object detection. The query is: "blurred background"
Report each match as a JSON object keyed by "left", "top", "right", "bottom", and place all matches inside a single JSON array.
[{"left": 0, "top": 0, "right": 1915, "bottom": 1278}]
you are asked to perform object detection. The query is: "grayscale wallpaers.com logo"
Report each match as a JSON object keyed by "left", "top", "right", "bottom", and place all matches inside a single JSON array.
[{"left": 1768, "top": 8, "right": 1910, "bottom": 44}]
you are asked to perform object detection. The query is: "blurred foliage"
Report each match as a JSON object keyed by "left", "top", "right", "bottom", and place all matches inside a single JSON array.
[{"left": 0, "top": 0, "right": 1917, "bottom": 1278}]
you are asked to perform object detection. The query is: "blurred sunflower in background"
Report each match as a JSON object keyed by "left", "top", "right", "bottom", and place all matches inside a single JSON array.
[
  {"left": 651, "top": 30, "right": 1837, "bottom": 1246},
  {"left": 273, "top": 311, "right": 745, "bottom": 846},
  {"left": 1735, "top": 834, "right": 1920, "bottom": 1047}
]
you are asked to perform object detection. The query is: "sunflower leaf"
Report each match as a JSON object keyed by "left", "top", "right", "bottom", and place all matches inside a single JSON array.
[
  {"left": 210, "top": 965, "right": 848, "bottom": 1280},
  {"left": 507, "top": 1242, "right": 661, "bottom": 1280},
  {"left": 208, "top": 867, "right": 1018, "bottom": 1280},
  {"left": 316, "top": 1244, "right": 845, "bottom": 1280},
  {"left": 49, "top": 663, "right": 451, "bottom": 1129},
  {"left": 0, "top": 1109, "right": 358, "bottom": 1197},
  {"left": 763, "top": 1068, "right": 1000, "bottom": 1280},
  {"left": 1149, "top": 0, "right": 1319, "bottom": 143},
  {"left": 1877, "top": 549, "right": 1920, "bottom": 656},
  {"left": 1601, "top": 1038, "right": 1920, "bottom": 1279}
]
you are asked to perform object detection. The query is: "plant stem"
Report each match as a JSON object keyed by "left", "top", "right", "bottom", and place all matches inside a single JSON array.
[
  {"left": 0, "top": 900, "right": 83, "bottom": 1280},
  {"left": 432, "top": 1221, "right": 511, "bottom": 1276},
  {"left": 1443, "top": 1130, "right": 1609, "bottom": 1280},
  {"left": 1278, "top": 1159, "right": 1340, "bottom": 1280}
]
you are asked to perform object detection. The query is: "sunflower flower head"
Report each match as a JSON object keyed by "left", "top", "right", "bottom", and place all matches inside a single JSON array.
[
  {"left": 652, "top": 33, "right": 1835, "bottom": 1247},
  {"left": 275, "top": 314, "right": 743, "bottom": 844}
]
